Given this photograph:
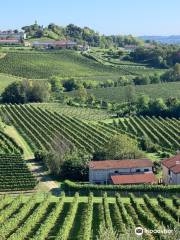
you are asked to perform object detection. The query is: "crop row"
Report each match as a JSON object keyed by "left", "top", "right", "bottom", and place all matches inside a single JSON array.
[
  {"left": 0, "top": 193, "right": 178, "bottom": 239},
  {"left": 0, "top": 104, "right": 113, "bottom": 153}
]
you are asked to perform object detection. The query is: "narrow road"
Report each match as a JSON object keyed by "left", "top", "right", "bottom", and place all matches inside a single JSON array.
[{"left": 3, "top": 124, "right": 61, "bottom": 194}]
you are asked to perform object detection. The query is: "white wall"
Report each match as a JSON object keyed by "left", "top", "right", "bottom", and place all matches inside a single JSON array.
[
  {"left": 162, "top": 165, "right": 180, "bottom": 184},
  {"left": 89, "top": 167, "right": 152, "bottom": 184}
]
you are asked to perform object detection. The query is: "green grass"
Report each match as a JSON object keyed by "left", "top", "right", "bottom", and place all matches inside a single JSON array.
[
  {"left": 0, "top": 73, "right": 23, "bottom": 93},
  {"left": 4, "top": 125, "right": 34, "bottom": 160},
  {"left": 66, "top": 82, "right": 180, "bottom": 103}
]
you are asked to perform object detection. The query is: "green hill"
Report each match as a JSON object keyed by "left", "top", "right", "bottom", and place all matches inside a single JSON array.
[{"left": 0, "top": 50, "right": 128, "bottom": 79}]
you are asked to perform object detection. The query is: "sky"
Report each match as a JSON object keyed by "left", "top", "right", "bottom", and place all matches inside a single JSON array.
[{"left": 1, "top": 0, "right": 180, "bottom": 36}]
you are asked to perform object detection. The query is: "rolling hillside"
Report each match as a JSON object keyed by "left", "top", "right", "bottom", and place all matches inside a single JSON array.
[{"left": 0, "top": 51, "right": 127, "bottom": 79}]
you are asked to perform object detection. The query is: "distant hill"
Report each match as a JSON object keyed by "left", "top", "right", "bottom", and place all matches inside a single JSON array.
[
  {"left": 20, "top": 22, "right": 143, "bottom": 48},
  {"left": 139, "top": 35, "right": 180, "bottom": 44}
]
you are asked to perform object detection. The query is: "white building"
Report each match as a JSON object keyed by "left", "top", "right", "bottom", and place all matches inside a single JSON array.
[
  {"left": 89, "top": 159, "right": 156, "bottom": 185},
  {"left": 0, "top": 31, "right": 26, "bottom": 40},
  {"left": 162, "top": 154, "right": 180, "bottom": 184}
]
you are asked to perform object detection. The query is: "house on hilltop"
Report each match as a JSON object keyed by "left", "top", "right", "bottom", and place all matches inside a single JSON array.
[
  {"left": 0, "top": 39, "right": 21, "bottom": 45},
  {"left": 32, "top": 40, "right": 77, "bottom": 49},
  {"left": 0, "top": 31, "right": 26, "bottom": 40},
  {"left": 89, "top": 159, "right": 156, "bottom": 185},
  {"left": 162, "top": 154, "right": 180, "bottom": 184}
]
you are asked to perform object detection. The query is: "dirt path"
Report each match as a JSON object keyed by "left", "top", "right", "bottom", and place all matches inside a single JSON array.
[
  {"left": 3, "top": 124, "right": 61, "bottom": 194},
  {"left": 27, "top": 159, "right": 60, "bottom": 194},
  {"left": 4, "top": 125, "right": 33, "bottom": 160}
]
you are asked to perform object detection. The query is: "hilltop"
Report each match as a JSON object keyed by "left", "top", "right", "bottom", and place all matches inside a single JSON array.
[{"left": 21, "top": 21, "right": 143, "bottom": 48}]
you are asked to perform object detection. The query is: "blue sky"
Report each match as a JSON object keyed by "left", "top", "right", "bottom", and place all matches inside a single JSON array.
[{"left": 1, "top": 0, "right": 180, "bottom": 36}]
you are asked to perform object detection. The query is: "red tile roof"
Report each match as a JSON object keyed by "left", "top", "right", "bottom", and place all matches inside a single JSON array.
[
  {"left": 111, "top": 173, "right": 156, "bottom": 185},
  {"left": 0, "top": 39, "right": 19, "bottom": 43},
  {"left": 162, "top": 154, "right": 180, "bottom": 174},
  {"left": 89, "top": 159, "right": 153, "bottom": 170}
]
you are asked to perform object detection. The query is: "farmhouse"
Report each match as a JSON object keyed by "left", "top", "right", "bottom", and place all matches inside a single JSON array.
[
  {"left": 162, "top": 154, "right": 180, "bottom": 184},
  {"left": 0, "top": 30, "right": 26, "bottom": 40},
  {"left": 89, "top": 159, "right": 156, "bottom": 184},
  {"left": 0, "top": 39, "right": 21, "bottom": 45},
  {"left": 32, "top": 40, "right": 77, "bottom": 49}
]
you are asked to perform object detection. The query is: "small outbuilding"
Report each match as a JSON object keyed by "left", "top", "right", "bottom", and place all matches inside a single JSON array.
[
  {"left": 162, "top": 154, "right": 180, "bottom": 184},
  {"left": 89, "top": 159, "right": 156, "bottom": 184}
]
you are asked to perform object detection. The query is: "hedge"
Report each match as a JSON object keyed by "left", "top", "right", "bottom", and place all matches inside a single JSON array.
[{"left": 63, "top": 180, "right": 180, "bottom": 194}]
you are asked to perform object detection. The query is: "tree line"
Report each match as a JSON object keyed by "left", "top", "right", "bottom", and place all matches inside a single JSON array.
[{"left": 22, "top": 22, "right": 142, "bottom": 48}]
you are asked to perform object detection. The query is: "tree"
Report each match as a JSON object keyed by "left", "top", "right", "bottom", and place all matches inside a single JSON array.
[
  {"left": 35, "top": 134, "right": 91, "bottom": 180},
  {"left": 136, "top": 95, "right": 150, "bottom": 113},
  {"left": 150, "top": 74, "right": 161, "bottom": 84},
  {"left": 149, "top": 98, "right": 167, "bottom": 116},
  {"left": 60, "top": 149, "right": 91, "bottom": 180},
  {"left": 134, "top": 75, "right": 150, "bottom": 85},
  {"left": 49, "top": 76, "right": 64, "bottom": 92},
  {"left": 63, "top": 78, "right": 77, "bottom": 91},
  {"left": 75, "top": 86, "right": 88, "bottom": 102},
  {"left": 124, "top": 85, "right": 136, "bottom": 103},
  {"left": 23, "top": 80, "right": 50, "bottom": 102},
  {"left": 98, "top": 134, "right": 144, "bottom": 160},
  {"left": 1, "top": 82, "right": 25, "bottom": 104}
]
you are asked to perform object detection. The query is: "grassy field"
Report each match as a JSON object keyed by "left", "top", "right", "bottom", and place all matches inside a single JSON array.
[
  {"left": 0, "top": 73, "right": 23, "bottom": 93},
  {"left": 66, "top": 82, "right": 180, "bottom": 103}
]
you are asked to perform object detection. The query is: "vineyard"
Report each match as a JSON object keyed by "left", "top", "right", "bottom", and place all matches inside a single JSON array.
[
  {"left": 32, "top": 103, "right": 111, "bottom": 121},
  {"left": 83, "top": 50, "right": 163, "bottom": 76},
  {"left": 0, "top": 104, "right": 179, "bottom": 154},
  {"left": 0, "top": 51, "right": 127, "bottom": 79},
  {"left": 67, "top": 82, "right": 180, "bottom": 103},
  {"left": 0, "top": 104, "right": 113, "bottom": 153},
  {"left": 0, "top": 193, "right": 179, "bottom": 239},
  {"left": 0, "top": 155, "right": 37, "bottom": 191},
  {"left": 0, "top": 129, "right": 22, "bottom": 154},
  {"left": 98, "top": 116, "right": 180, "bottom": 151}
]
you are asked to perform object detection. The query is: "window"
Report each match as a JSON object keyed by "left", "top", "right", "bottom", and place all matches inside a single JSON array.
[
  {"left": 144, "top": 169, "right": 149, "bottom": 172},
  {"left": 114, "top": 170, "right": 119, "bottom": 174},
  {"left": 136, "top": 169, "right": 140, "bottom": 172},
  {"left": 168, "top": 169, "right": 171, "bottom": 175}
]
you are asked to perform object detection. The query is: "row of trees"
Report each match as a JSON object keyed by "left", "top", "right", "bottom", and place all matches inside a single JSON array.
[
  {"left": 116, "top": 96, "right": 180, "bottom": 118},
  {"left": 130, "top": 45, "right": 180, "bottom": 68},
  {"left": 1, "top": 80, "right": 50, "bottom": 104}
]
